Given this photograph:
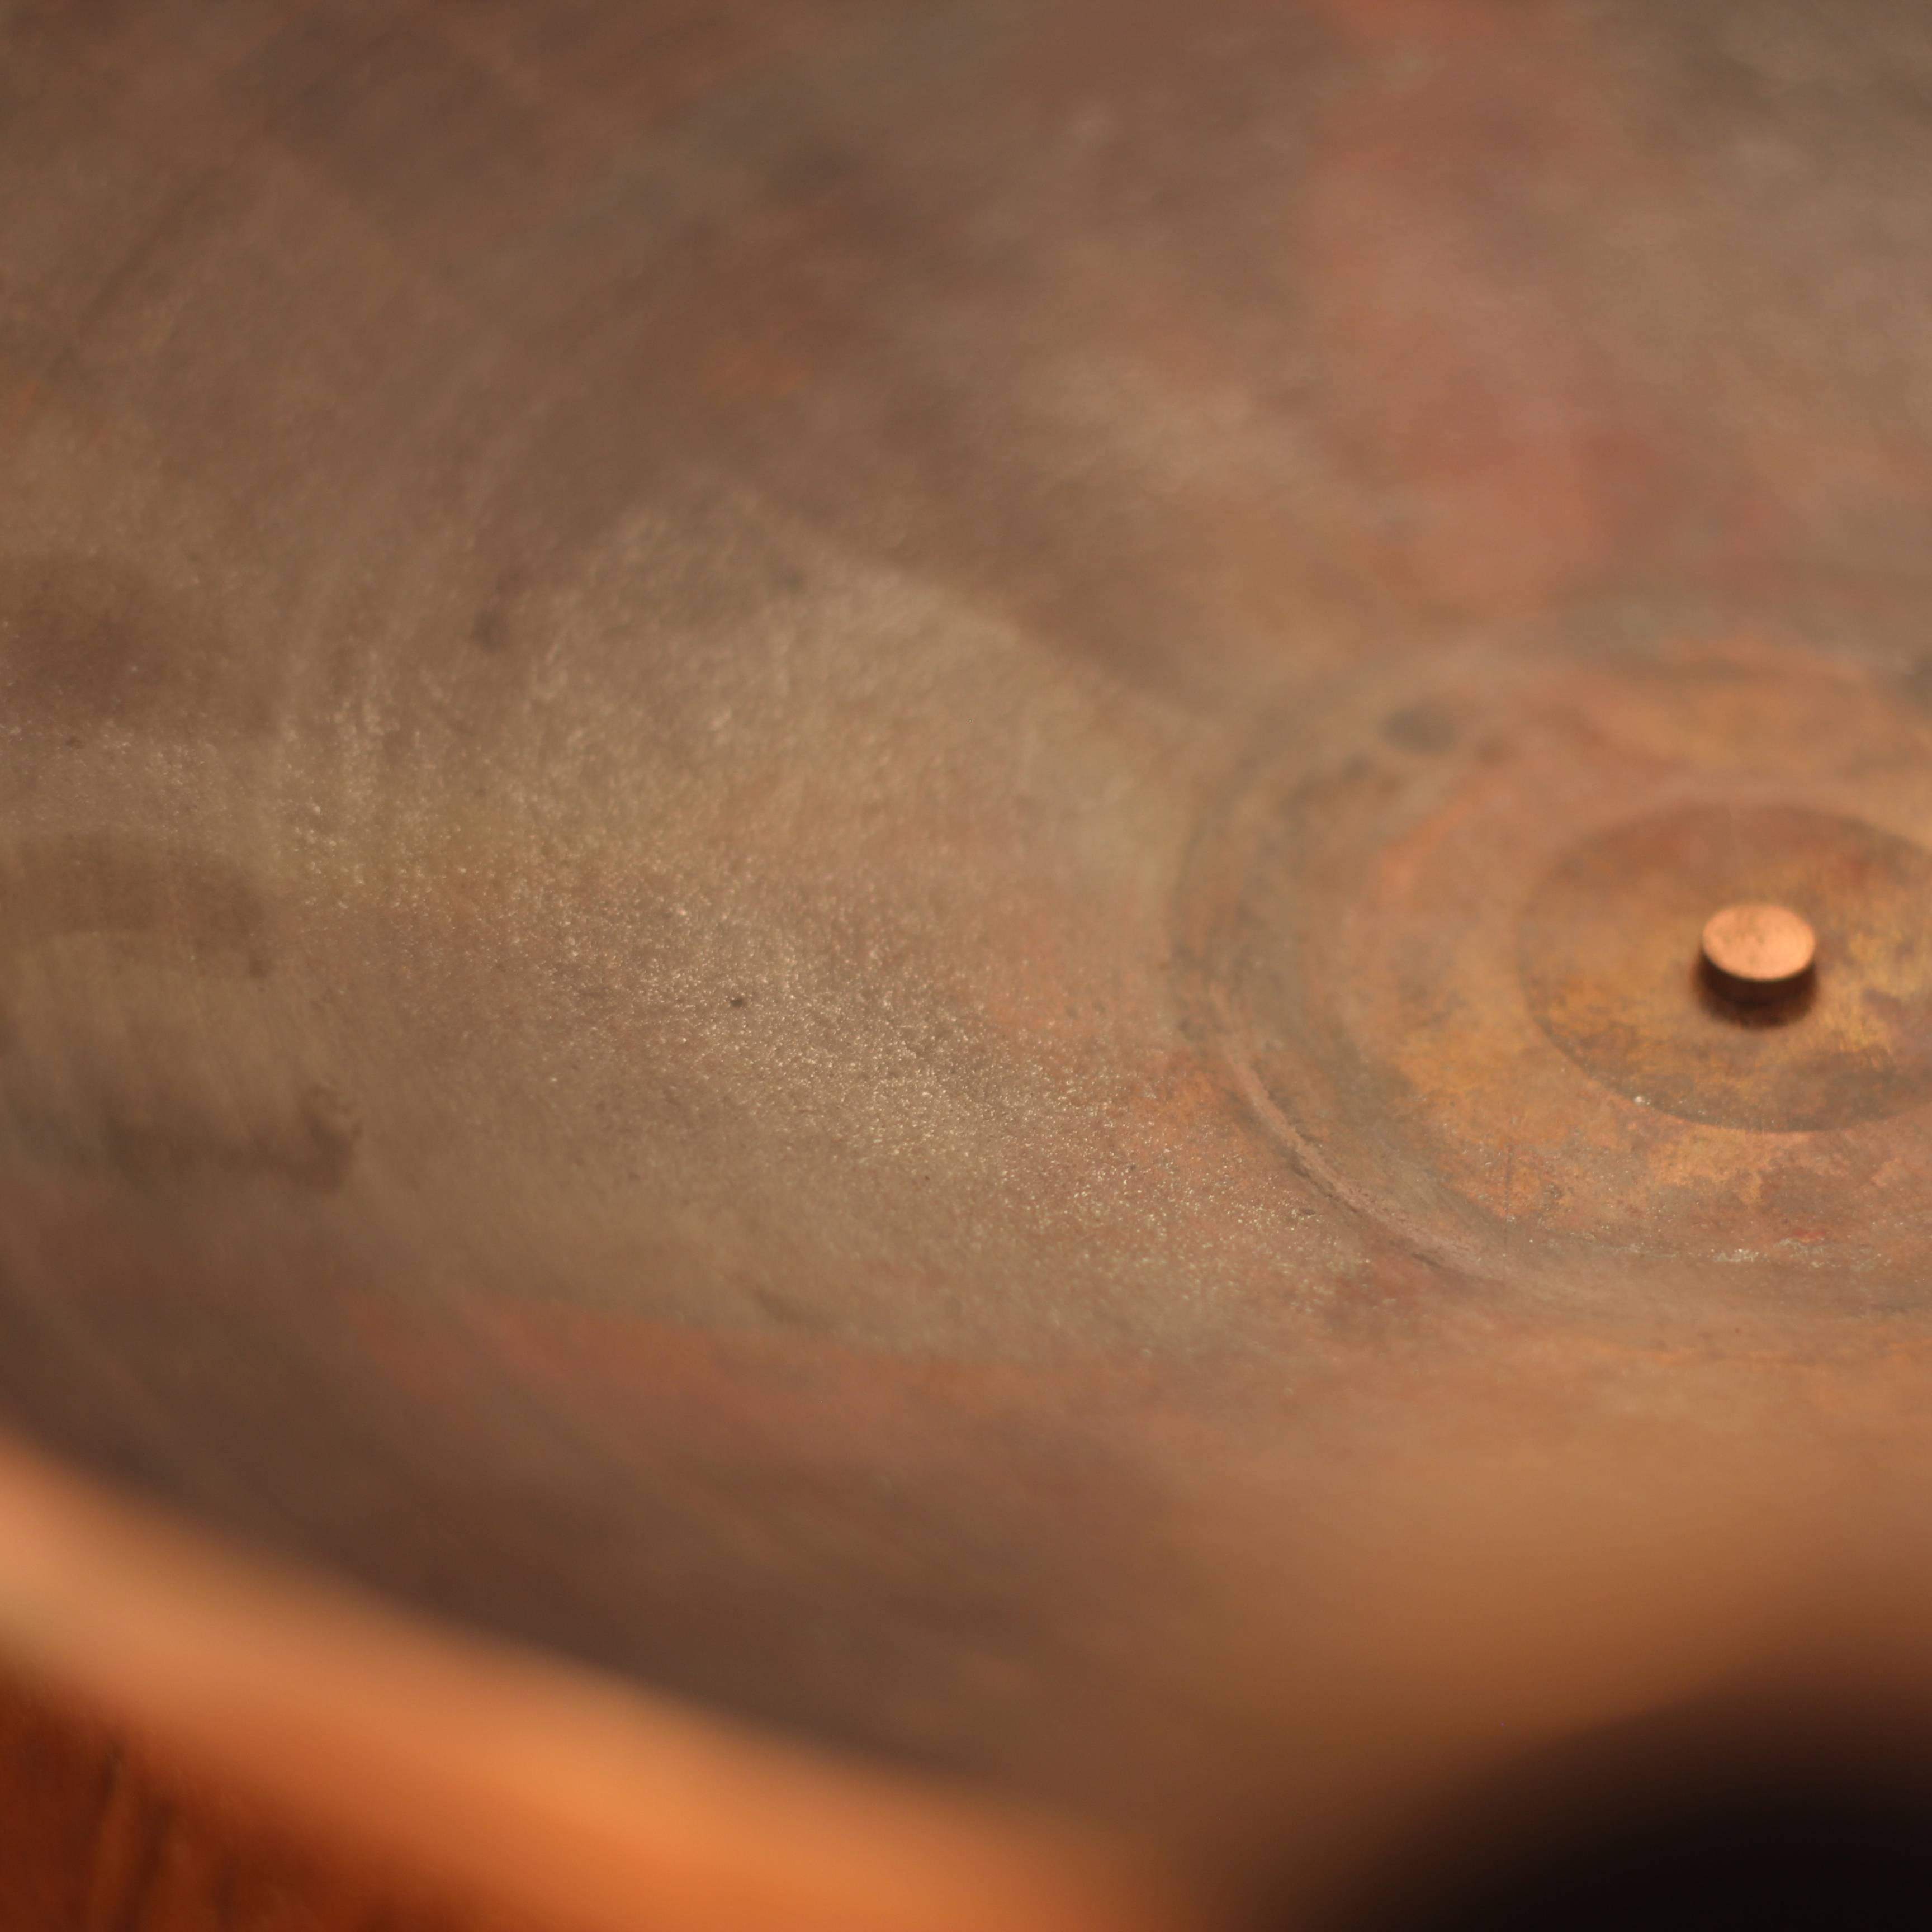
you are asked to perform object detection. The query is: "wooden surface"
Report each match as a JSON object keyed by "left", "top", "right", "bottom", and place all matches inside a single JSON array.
[{"left": 0, "top": 1678, "right": 476, "bottom": 1932}]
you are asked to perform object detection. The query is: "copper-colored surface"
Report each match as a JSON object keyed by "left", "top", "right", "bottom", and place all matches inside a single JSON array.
[
  {"left": 12, "top": 0, "right": 1932, "bottom": 1923},
  {"left": 1702, "top": 902, "right": 1819, "bottom": 1001},
  {"left": 1702, "top": 905, "right": 1817, "bottom": 988}
]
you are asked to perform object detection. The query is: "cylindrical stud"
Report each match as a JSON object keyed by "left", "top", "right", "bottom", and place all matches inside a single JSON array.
[{"left": 1700, "top": 903, "right": 1817, "bottom": 1006}]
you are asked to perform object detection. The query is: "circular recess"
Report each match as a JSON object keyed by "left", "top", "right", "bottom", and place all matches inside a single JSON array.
[
  {"left": 1520, "top": 806, "right": 1932, "bottom": 1133},
  {"left": 1180, "top": 634, "right": 1932, "bottom": 1296}
]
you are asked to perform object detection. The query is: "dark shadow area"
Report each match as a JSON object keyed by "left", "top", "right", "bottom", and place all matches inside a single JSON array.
[
  {"left": 1320, "top": 1697, "right": 1932, "bottom": 1932},
  {"left": 1695, "top": 955, "right": 1817, "bottom": 1027}
]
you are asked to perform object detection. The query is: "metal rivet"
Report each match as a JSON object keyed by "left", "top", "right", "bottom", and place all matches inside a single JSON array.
[{"left": 1700, "top": 903, "right": 1817, "bottom": 1005}]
